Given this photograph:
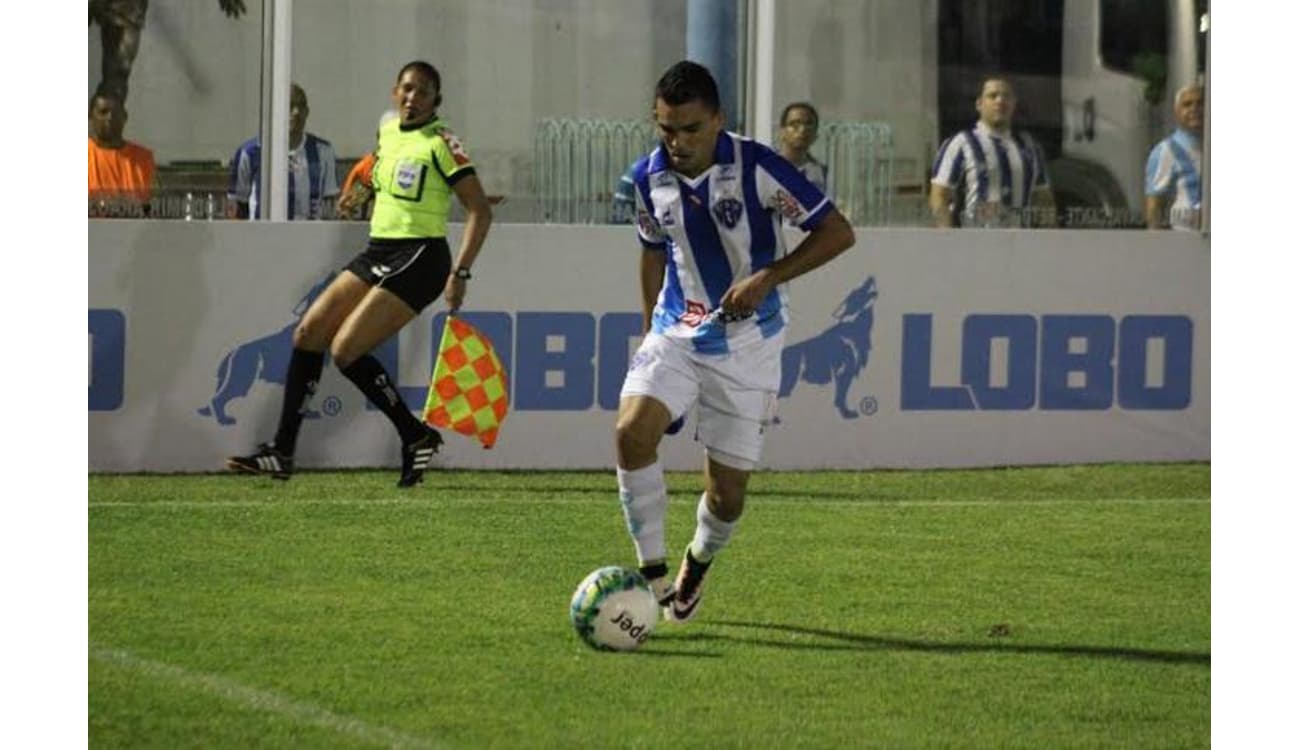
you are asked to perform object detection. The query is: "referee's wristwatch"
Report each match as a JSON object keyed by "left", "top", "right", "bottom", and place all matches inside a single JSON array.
[{"left": 453, "top": 266, "right": 472, "bottom": 280}]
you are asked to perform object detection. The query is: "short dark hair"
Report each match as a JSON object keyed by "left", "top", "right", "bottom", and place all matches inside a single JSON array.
[
  {"left": 780, "top": 102, "right": 819, "bottom": 128},
  {"left": 89, "top": 91, "right": 123, "bottom": 116},
  {"left": 397, "top": 60, "right": 443, "bottom": 108},
  {"left": 654, "top": 60, "right": 720, "bottom": 112},
  {"left": 979, "top": 77, "right": 1014, "bottom": 98}
]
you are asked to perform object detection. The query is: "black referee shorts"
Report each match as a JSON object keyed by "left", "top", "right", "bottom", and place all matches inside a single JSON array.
[{"left": 344, "top": 237, "right": 452, "bottom": 313}]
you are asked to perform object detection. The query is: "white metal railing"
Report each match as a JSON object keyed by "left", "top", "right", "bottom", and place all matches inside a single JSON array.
[{"left": 534, "top": 118, "right": 895, "bottom": 225}]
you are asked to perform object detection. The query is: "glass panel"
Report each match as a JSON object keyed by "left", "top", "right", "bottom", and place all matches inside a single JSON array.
[
  {"left": 89, "top": 1, "right": 1206, "bottom": 228},
  {"left": 89, "top": 0, "right": 263, "bottom": 220},
  {"left": 770, "top": 0, "right": 1207, "bottom": 229},
  {"left": 290, "top": 0, "right": 690, "bottom": 225}
]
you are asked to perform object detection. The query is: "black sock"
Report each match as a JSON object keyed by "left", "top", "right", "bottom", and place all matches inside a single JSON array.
[
  {"left": 272, "top": 348, "right": 325, "bottom": 456},
  {"left": 340, "top": 354, "right": 426, "bottom": 444}
]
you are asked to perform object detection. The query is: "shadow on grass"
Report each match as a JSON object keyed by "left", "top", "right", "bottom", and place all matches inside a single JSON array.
[
  {"left": 633, "top": 647, "right": 724, "bottom": 659},
  {"left": 654, "top": 620, "right": 1210, "bottom": 666},
  {"left": 382, "top": 482, "right": 906, "bottom": 503}
]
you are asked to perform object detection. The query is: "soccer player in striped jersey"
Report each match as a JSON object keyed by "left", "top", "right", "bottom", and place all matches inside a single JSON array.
[
  {"left": 929, "top": 77, "right": 1056, "bottom": 228},
  {"left": 615, "top": 61, "right": 856, "bottom": 623},
  {"left": 1144, "top": 85, "right": 1204, "bottom": 231}
]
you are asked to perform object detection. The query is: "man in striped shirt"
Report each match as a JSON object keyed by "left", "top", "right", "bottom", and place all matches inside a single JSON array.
[
  {"left": 1144, "top": 85, "right": 1204, "bottom": 231},
  {"left": 615, "top": 61, "right": 856, "bottom": 624},
  {"left": 227, "top": 84, "right": 339, "bottom": 219},
  {"left": 929, "top": 77, "right": 1056, "bottom": 228}
]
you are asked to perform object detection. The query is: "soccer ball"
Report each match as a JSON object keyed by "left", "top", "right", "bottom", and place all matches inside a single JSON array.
[{"left": 569, "top": 566, "right": 659, "bottom": 651}]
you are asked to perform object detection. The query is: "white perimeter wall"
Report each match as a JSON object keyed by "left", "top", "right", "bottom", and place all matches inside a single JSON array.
[{"left": 88, "top": 222, "right": 1209, "bottom": 472}]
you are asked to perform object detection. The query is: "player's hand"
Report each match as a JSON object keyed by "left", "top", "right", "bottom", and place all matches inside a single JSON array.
[
  {"left": 719, "top": 269, "right": 775, "bottom": 319},
  {"left": 218, "top": 0, "right": 247, "bottom": 18},
  {"left": 444, "top": 275, "right": 467, "bottom": 314}
]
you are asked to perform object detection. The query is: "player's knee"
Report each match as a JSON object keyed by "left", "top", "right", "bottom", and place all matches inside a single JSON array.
[
  {"left": 705, "top": 486, "right": 745, "bottom": 522},
  {"left": 615, "top": 418, "right": 660, "bottom": 467}
]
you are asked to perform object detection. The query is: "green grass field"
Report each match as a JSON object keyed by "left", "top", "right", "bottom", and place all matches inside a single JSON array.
[{"left": 89, "top": 463, "right": 1209, "bottom": 749}]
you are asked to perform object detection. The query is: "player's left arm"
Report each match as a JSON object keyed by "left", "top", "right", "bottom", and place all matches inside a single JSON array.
[
  {"left": 720, "top": 208, "right": 855, "bottom": 317},
  {"left": 639, "top": 249, "right": 667, "bottom": 333},
  {"left": 720, "top": 146, "right": 856, "bottom": 316}
]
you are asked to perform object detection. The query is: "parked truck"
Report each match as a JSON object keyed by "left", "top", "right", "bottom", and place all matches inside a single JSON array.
[{"left": 936, "top": 0, "right": 1207, "bottom": 225}]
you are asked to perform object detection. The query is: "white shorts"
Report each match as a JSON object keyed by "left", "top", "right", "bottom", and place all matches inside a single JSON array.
[{"left": 620, "top": 332, "right": 783, "bottom": 470}]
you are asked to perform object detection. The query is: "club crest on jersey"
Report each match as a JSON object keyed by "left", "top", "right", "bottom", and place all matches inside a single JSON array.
[
  {"left": 776, "top": 189, "right": 803, "bottom": 221},
  {"left": 712, "top": 197, "right": 744, "bottom": 229}
]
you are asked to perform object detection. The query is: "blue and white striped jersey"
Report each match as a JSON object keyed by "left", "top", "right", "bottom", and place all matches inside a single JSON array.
[
  {"left": 931, "top": 121, "right": 1050, "bottom": 227},
  {"left": 632, "top": 131, "right": 834, "bottom": 354},
  {"left": 1145, "top": 128, "right": 1202, "bottom": 231}
]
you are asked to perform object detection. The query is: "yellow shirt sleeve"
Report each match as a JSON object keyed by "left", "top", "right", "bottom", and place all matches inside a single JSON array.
[{"left": 432, "top": 128, "right": 475, "bottom": 183}]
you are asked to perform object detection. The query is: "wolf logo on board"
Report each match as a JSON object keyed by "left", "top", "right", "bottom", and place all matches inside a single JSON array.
[
  {"left": 778, "top": 276, "right": 877, "bottom": 418},
  {"left": 196, "top": 273, "right": 334, "bottom": 425}
]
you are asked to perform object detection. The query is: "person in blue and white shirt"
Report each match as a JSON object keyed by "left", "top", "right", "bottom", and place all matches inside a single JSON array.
[
  {"left": 615, "top": 61, "right": 856, "bottom": 624},
  {"left": 610, "top": 160, "right": 638, "bottom": 224},
  {"left": 929, "top": 77, "right": 1056, "bottom": 228},
  {"left": 227, "top": 83, "right": 339, "bottom": 219},
  {"left": 1145, "top": 85, "right": 1204, "bottom": 231},
  {"left": 777, "top": 101, "right": 827, "bottom": 193}
]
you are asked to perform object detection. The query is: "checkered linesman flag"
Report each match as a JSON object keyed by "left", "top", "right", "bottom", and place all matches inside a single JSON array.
[{"left": 423, "top": 316, "right": 509, "bottom": 448}]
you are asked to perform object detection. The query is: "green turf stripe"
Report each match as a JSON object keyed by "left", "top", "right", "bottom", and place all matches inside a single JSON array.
[{"left": 90, "top": 644, "right": 442, "bottom": 749}]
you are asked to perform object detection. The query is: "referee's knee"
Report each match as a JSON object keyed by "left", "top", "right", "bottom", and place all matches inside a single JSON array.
[
  {"left": 292, "top": 320, "right": 330, "bottom": 352},
  {"left": 329, "top": 339, "right": 361, "bottom": 371}
]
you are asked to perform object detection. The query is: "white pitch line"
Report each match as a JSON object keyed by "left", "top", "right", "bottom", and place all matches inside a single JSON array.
[
  {"left": 89, "top": 644, "right": 443, "bottom": 750},
  {"left": 88, "top": 496, "right": 1209, "bottom": 509}
]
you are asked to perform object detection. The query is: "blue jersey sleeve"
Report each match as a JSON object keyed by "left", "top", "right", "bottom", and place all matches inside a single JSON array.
[
  {"left": 631, "top": 155, "right": 668, "bottom": 250},
  {"left": 752, "top": 142, "right": 833, "bottom": 231}
]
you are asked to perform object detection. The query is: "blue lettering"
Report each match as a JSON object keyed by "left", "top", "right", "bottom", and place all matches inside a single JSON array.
[
  {"left": 1117, "top": 315, "right": 1192, "bottom": 409},
  {"left": 515, "top": 312, "right": 596, "bottom": 410},
  {"left": 900, "top": 313, "right": 1194, "bottom": 411},
  {"left": 1039, "top": 315, "right": 1114, "bottom": 410},
  {"left": 369, "top": 312, "right": 644, "bottom": 414},
  {"left": 89, "top": 309, "right": 126, "bottom": 411},
  {"left": 900, "top": 314, "right": 973, "bottom": 409},
  {"left": 962, "top": 314, "right": 1036, "bottom": 410},
  {"left": 597, "top": 313, "right": 643, "bottom": 410}
]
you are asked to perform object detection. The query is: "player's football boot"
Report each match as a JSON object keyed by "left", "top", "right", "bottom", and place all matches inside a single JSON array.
[
  {"left": 638, "top": 561, "right": 677, "bottom": 611},
  {"left": 397, "top": 426, "right": 444, "bottom": 488},
  {"left": 226, "top": 442, "right": 294, "bottom": 480},
  {"left": 666, "top": 545, "right": 712, "bottom": 622}
]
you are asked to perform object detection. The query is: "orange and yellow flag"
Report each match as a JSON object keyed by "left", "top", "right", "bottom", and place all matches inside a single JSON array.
[{"left": 423, "top": 316, "right": 509, "bottom": 448}]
